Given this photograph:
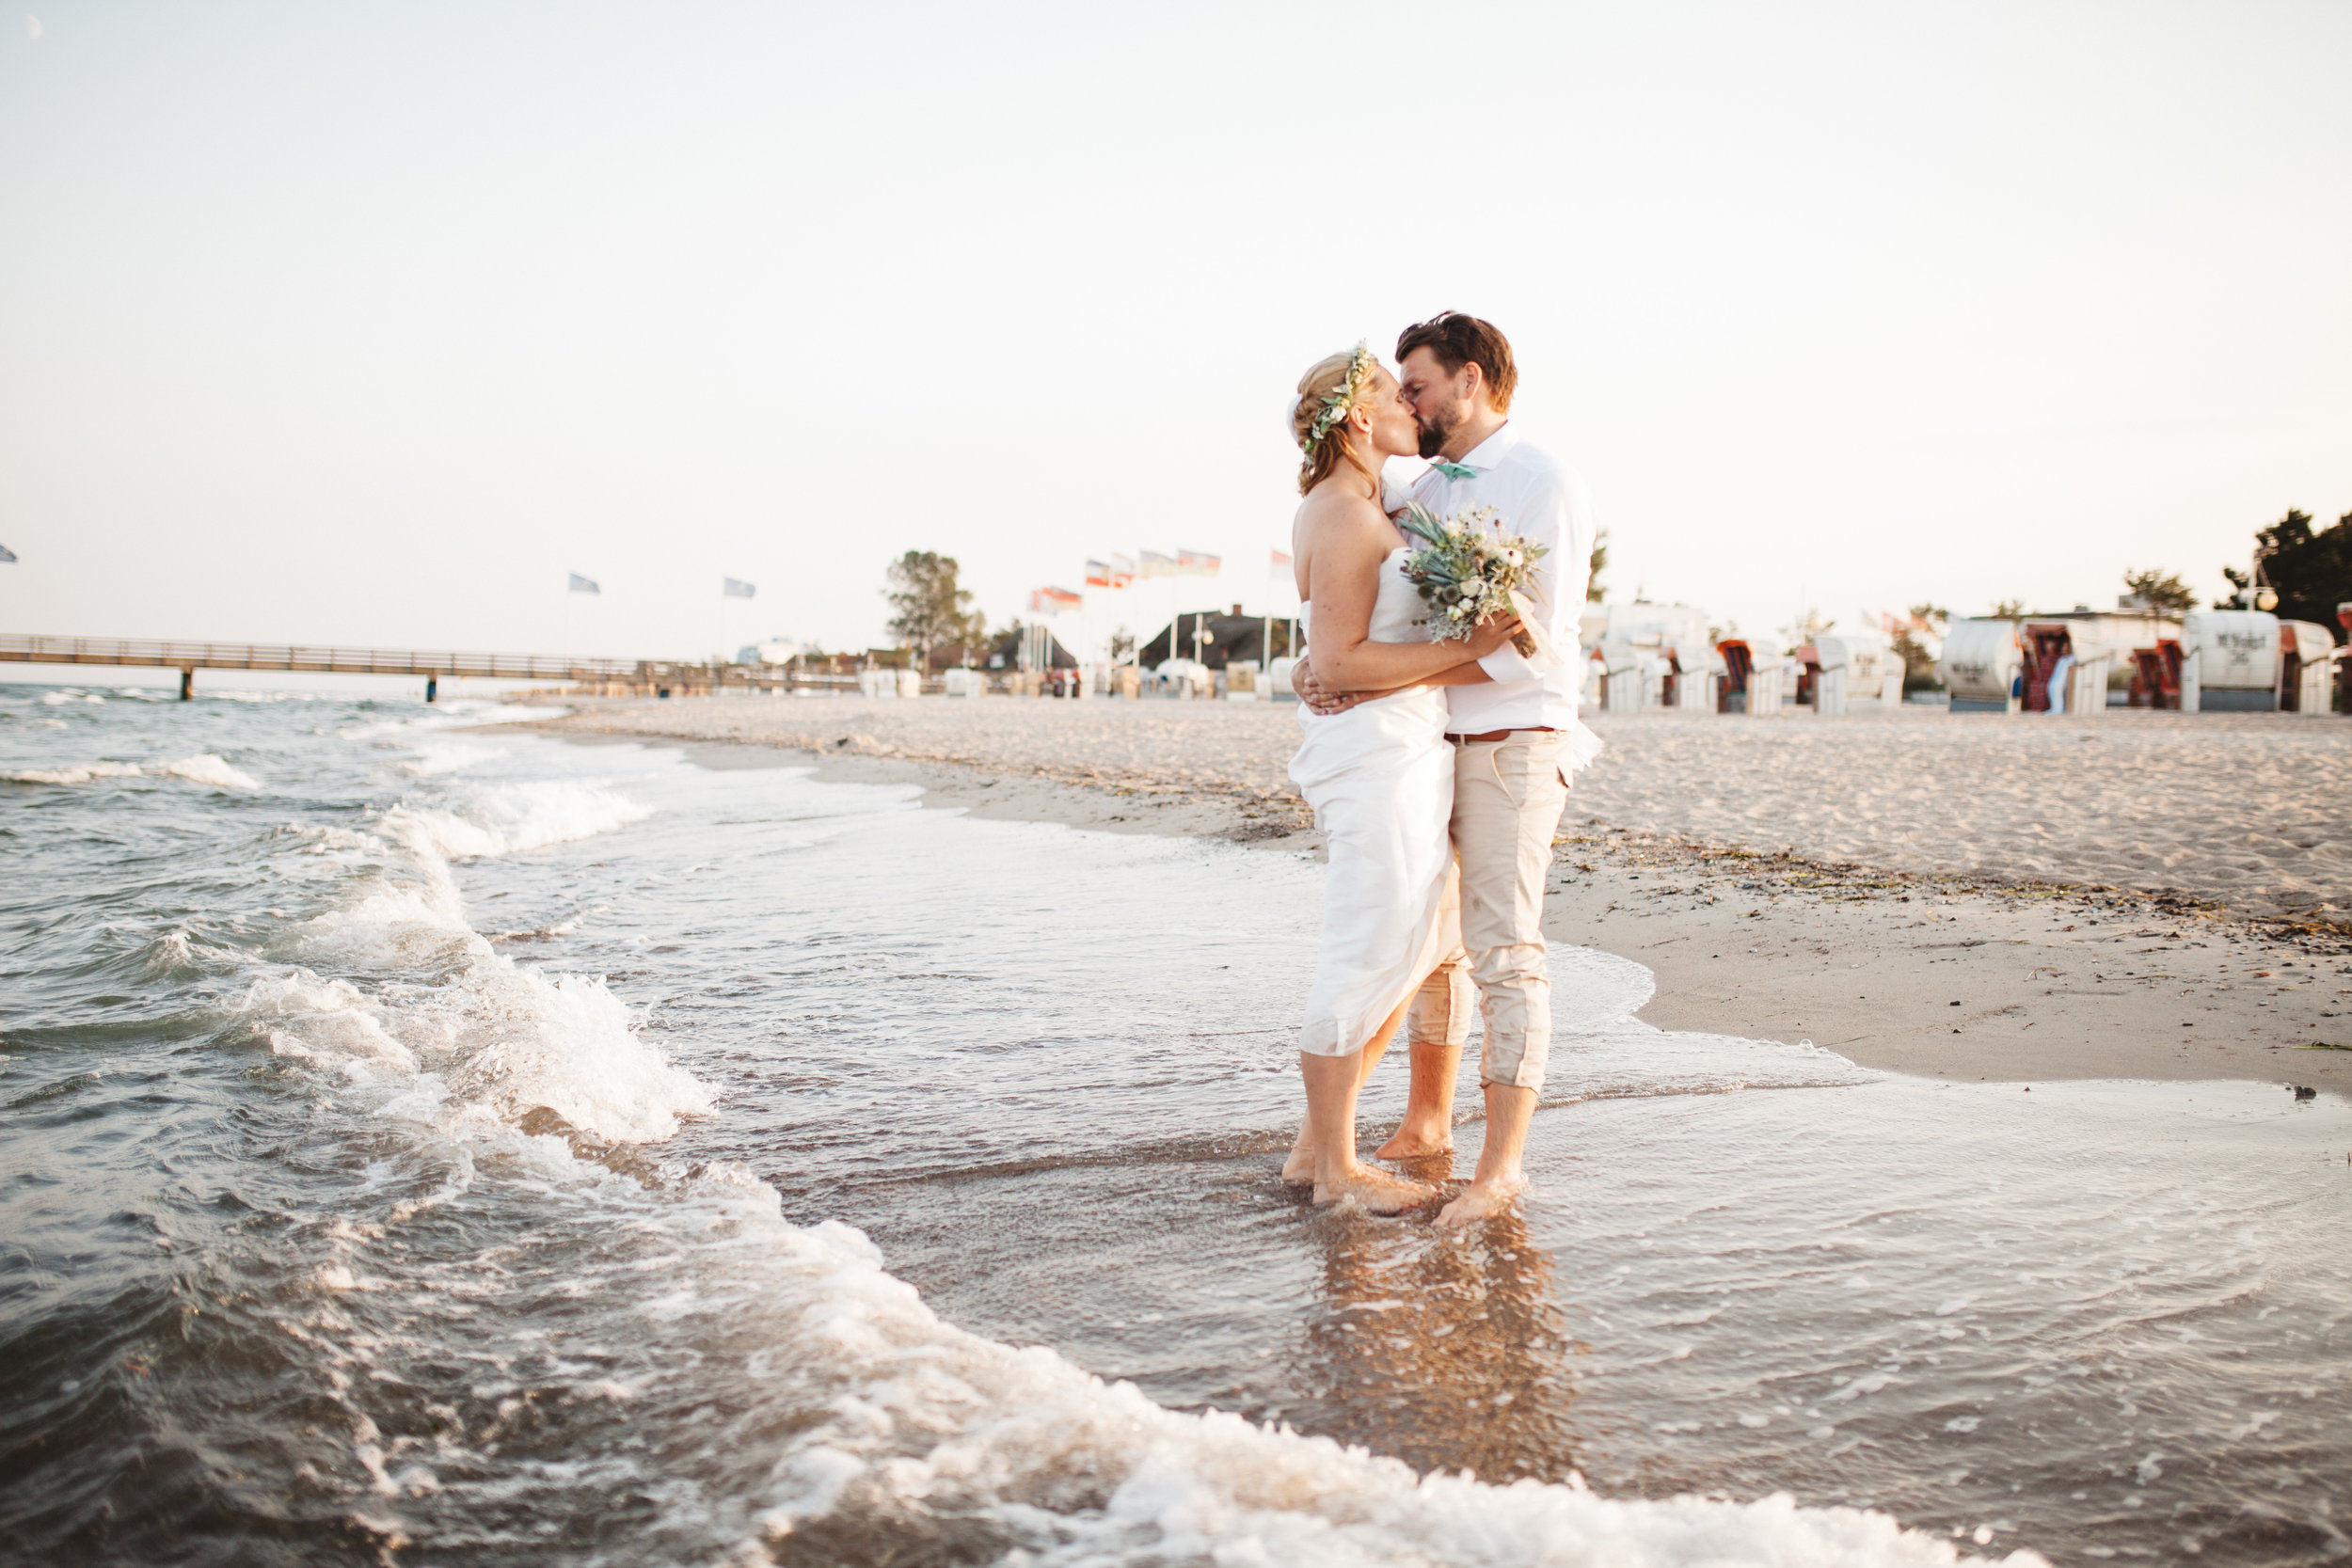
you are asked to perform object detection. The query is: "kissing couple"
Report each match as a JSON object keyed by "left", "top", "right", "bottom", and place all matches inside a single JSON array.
[{"left": 1280, "top": 311, "right": 1602, "bottom": 1229}]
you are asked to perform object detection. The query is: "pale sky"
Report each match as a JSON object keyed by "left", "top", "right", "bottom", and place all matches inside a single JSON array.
[{"left": 3, "top": 1, "right": 2346, "bottom": 665}]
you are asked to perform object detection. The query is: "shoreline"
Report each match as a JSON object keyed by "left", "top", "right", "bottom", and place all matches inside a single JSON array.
[{"left": 485, "top": 706, "right": 2352, "bottom": 1099}]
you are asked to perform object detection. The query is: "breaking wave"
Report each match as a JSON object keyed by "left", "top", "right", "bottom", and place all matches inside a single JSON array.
[
  {"left": 254, "top": 777, "right": 699, "bottom": 1147},
  {"left": 3, "top": 759, "right": 144, "bottom": 784},
  {"left": 696, "top": 1196, "right": 2045, "bottom": 1567},
  {"left": 2, "top": 752, "right": 262, "bottom": 788}
]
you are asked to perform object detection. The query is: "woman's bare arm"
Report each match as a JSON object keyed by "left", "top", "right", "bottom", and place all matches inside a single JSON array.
[
  {"left": 1293, "top": 651, "right": 1497, "bottom": 715},
  {"left": 1299, "top": 494, "right": 1512, "bottom": 692}
]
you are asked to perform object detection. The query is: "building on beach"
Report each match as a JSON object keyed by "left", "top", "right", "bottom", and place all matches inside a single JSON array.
[
  {"left": 1143, "top": 607, "right": 1300, "bottom": 671},
  {"left": 983, "top": 626, "right": 1077, "bottom": 671},
  {"left": 735, "top": 638, "right": 803, "bottom": 666}
]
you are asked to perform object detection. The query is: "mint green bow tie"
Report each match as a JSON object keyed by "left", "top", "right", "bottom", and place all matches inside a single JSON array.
[{"left": 1431, "top": 461, "right": 1477, "bottom": 480}]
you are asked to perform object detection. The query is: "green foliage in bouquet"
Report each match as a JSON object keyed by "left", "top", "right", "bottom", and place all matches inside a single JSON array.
[{"left": 1396, "top": 503, "right": 1549, "bottom": 650}]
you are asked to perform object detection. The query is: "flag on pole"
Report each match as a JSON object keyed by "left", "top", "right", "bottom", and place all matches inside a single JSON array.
[
  {"left": 1137, "top": 549, "right": 1177, "bottom": 578},
  {"left": 1269, "top": 548, "right": 1292, "bottom": 574},
  {"left": 723, "top": 577, "right": 756, "bottom": 598},
  {"left": 1176, "top": 547, "right": 1221, "bottom": 578},
  {"left": 568, "top": 572, "right": 600, "bottom": 594},
  {"left": 1030, "top": 586, "right": 1083, "bottom": 614},
  {"left": 1084, "top": 559, "right": 1114, "bottom": 588},
  {"left": 1110, "top": 552, "right": 1136, "bottom": 587},
  {"left": 0, "top": 543, "right": 17, "bottom": 563}
]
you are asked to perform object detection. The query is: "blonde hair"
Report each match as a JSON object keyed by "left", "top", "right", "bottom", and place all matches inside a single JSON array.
[{"left": 1291, "top": 349, "right": 1383, "bottom": 498}]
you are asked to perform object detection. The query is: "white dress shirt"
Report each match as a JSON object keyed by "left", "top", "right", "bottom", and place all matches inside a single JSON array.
[{"left": 1406, "top": 423, "right": 1599, "bottom": 736}]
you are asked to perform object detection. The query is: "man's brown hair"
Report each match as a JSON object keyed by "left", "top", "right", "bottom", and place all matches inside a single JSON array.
[{"left": 1394, "top": 311, "right": 1517, "bottom": 414}]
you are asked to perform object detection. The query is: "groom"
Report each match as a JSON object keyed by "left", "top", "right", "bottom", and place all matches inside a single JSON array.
[{"left": 1296, "top": 311, "right": 1598, "bottom": 1229}]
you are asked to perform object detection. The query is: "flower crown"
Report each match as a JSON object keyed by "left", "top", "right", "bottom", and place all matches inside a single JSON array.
[{"left": 1298, "top": 341, "right": 1376, "bottom": 455}]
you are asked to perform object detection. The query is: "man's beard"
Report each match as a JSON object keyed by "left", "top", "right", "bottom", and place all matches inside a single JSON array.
[{"left": 1415, "top": 397, "right": 1464, "bottom": 459}]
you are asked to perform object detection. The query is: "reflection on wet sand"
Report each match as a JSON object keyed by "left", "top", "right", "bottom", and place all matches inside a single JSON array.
[{"left": 1284, "top": 1169, "right": 1588, "bottom": 1483}]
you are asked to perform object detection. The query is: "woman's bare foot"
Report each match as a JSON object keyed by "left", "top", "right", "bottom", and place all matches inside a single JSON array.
[
  {"left": 1435, "top": 1174, "right": 1527, "bottom": 1229},
  {"left": 1280, "top": 1142, "right": 1316, "bottom": 1184},
  {"left": 1313, "top": 1164, "right": 1436, "bottom": 1213}
]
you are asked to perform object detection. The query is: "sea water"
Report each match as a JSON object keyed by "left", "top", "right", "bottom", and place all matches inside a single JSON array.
[{"left": 3, "top": 685, "right": 2346, "bottom": 1566}]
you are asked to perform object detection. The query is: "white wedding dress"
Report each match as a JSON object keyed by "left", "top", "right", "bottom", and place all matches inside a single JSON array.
[{"left": 1288, "top": 546, "right": 1462, "bottom": 1056}]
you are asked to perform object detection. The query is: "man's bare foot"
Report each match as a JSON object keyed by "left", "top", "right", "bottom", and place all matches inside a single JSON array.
[
  {"left": 1435, "top": 1175, "right": 1527, "bottom": 1230},
  {"left": 1375, "top": 1121, "right": 1453, "bottom": 1160},
  {"left": 1280, "top": 1141, "right": 1315, "bottom": 1184},
  {"left": 1312, "top": 1164, "right": 1436, "bottom": 1214}
]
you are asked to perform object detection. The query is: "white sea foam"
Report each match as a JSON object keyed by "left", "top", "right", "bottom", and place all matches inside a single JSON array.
[
  {"left": 157, "top": 753, "right": 264, "bottom": 789},
  {"left": 652, "top": 1184, "right": 2047, "bottom": 1568},
  {"left": 342, "top": 700, "right": 569, "bottom": 742},
  {"left": 246, "top": 767, "right": 701, "bottom": 1146},
  {"left": 239, "top": 973, "right": 422, "bottom": 1079},
  {"left": 3, "top": 753, "right": 261, "bottom": 788},
  {"left": 3, "top": 760, "right": 143, "bottom": 784},
  {"left": 240, "top": 954, "right": 709, "bottom": 1143},
  {"left": 253, "top": 952, "right": 707, "bottom": 1150},
  {"left": 397, "top": 739, "right": 505, "bottom": 777},
  {"left": 382, "top": 780, "right": 651, "bottom": 861}
]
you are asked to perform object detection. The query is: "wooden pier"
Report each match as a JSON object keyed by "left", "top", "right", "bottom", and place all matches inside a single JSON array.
[{"left": 0, "top": 634, "right": 849, "bottom": 701}]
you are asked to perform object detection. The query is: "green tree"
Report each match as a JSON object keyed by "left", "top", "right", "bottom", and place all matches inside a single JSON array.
[
  {"left": 1585, "top": 529, "right": 1609, "bottom": 603},
  {"left": 1990, "top": 597, "right": 2026, "bottom": 618},
  {"left": 2120, "top": 567, "right": 2196, "bottom": 617},
  {"left": 1106, "top": 626, "right": 1136, "bottom": 663},
  {"left": 883, "top": 550, "right": 985, "bottom": 670},
  {"left": 2221, "top": 510, "right": 2352, "bottom": 622}
]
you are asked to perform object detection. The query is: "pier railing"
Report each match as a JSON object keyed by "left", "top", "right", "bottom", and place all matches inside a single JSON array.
[
  {"left": 0, "top": 633, "right": 897, "bottom": 699},
  {"left": 0, "top": 634, "right": 641, "bottom": 681}
]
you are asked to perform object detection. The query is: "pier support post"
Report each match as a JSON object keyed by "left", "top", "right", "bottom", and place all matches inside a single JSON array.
[
  {"left": 425, "top": 675, "right": 437, "bottom": 704},
  {"left": 179, "top": 667, "right": 194, "bottom": 702}
]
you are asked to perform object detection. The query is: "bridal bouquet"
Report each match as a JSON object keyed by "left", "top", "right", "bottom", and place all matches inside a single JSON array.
[{"left": 1397, "top": 503, "right": 1552, "bottom": 662}]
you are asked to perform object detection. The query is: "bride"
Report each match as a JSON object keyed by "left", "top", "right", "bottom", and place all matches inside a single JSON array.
[{"left": 1280, "top": 343, "right": 1518, "bottom": 1212}]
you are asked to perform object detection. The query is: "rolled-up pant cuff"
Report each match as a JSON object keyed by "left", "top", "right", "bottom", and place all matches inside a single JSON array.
[
  {"left": 1473, "top": 942, "right": 1549, "bottom": 1093},
  {"left": 1406, "top": 953, "right": 1474, "bottom": 1047}
]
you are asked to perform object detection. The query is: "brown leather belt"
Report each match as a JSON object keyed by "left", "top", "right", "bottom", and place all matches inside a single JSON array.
[{"left": 1448, "top": 726, "right": 1557, "bottom": 744}]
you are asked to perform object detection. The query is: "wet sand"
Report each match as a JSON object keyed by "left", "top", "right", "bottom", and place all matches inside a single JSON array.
[{"left": 506, "top": 696, "right": 2352, "bottom": 1098}]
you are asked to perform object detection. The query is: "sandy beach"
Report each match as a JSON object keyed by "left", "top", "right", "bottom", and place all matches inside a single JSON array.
[{"left": 516, "top": 695, "right": 2352, "bottom": 1098}]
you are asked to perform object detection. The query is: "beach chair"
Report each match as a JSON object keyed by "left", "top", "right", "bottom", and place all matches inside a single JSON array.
[
  {"left": 2127, "top": 642, "right": 2180, "bottom": 710},
  {"left": 2278, "top": 621, "right": 2337, "bottom": 713},
  {"left": 1716, "top": 640, "right": 1755, "bottom": 713}
]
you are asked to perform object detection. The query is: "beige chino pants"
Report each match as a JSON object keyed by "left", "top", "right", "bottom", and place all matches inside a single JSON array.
[{"left": 1407, "top": 729, "right": 1574, "bottom": 1091}]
